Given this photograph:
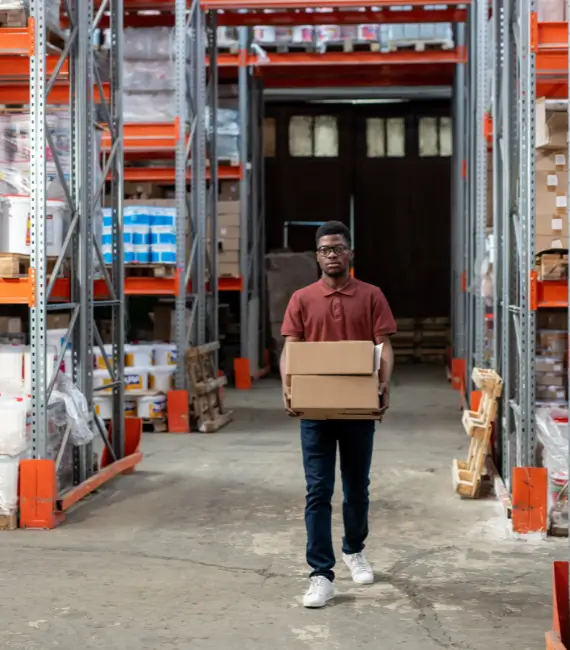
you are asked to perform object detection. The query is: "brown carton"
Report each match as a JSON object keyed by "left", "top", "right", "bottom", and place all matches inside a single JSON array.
[
  {"left": 535, "top": 356, "right": 564, "bottom": 373},
  {"left": 538, "top": 252, "right": 568, "bottom": 281},
  {"left": 537, "top": 329, "right": 567, "bottom": 356},
  {"left": 285, "top": 341, "right": 375, "bottom": 376},
  {"left": 290, "top": 375, "right": 379, "bottom": 414},
  {"left": 536, "top": 372, "right": 566, "bottom": 387}
]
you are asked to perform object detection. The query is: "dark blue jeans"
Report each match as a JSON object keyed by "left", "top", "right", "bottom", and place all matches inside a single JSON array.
[{"left": 300, "top": 418, "right": 375, "bottom": 582}]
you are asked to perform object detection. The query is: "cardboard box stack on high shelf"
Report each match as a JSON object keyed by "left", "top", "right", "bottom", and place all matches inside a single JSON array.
[{"left": 534, "top": 100, "right": 569, "bottom": 408}]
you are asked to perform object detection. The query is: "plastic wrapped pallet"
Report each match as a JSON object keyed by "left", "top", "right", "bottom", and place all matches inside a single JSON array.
[
  {"left": 123, "top": 60, "right": 176, "bottom": 93},
  {"left": 123, "top": 27, "right": 174, "bottom": 60},
  {"left": 536, "top": 407, "right": 569, "bottom": 529},
  {"left": 123, "top": 92, "right": 177, "bottom": 123}
]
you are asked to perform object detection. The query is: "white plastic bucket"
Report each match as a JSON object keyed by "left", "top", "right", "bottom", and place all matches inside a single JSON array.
[
  {"left": 46, "top": 199, "right": 65, "bottom": 257},
  {"left": 125, "top": 344, "right": 154, "bottom": 367},
  {"left": 0, "top": 195, "right": 29, "bottom": 255},
  {"left": 94, "top": 344, "right": 114, "bottom": 370},
  {"left": 0, "top": 455, "right": 20, "bottom": 515},
  {"left": 0, "top": 397, "right": 28, "bottom": 457},
  {"left": 93, "top": 396, "right": 113, "bottom": 420},
  {"left": 124, "top": 398, "right": 137, "bottom": 417},
  {"left": 153, "top": 343, "right": 177, "bottom": 366},
  {"left": 124, "top": 367, "right": 149, "bottom": 392},
  {"left": 149, "top": 365, "right": 175, "bottom": 392},
  {"left": 137, "top": 394, "right": 166, "bottom": 419},
  {"left": 93, "top": 368, "right": 113, "bottom": 393}
]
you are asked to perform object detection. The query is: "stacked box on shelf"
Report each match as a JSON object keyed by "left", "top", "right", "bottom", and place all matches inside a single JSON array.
[
  {"left": 217, "top": 200, "right": 240, "bottom": 278},
  {"left": 536, "top": 311, "right": 568, "bottom": 405},
  {"left": 0, "top": 0, "right": 61, "bottom": 29},
  {"left": 102, "top": 200, "right": 176, "bottom": 266}
]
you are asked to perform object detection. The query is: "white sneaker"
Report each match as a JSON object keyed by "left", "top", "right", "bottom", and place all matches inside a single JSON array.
[
  {"left": 343, "top": 552, "right": 374, "bottom": 585},
  {"left": 302, "top": 576, "right": 336, "bottom": 608}
]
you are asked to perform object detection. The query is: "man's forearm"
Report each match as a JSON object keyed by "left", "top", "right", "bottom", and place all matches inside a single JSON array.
[
  {"left": 378, "top": 337, "right": 394, "bottom": 387},
  {"left": 280, "top": 346, "right": 287, "bottom": 388}
]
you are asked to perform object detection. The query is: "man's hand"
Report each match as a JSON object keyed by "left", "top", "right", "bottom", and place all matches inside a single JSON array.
[
  {"left": 378, "top": 382, "right": 390, "bottom": 416},
  {"left": 283, "top": 387, "right": 299, "bottom": 417}
]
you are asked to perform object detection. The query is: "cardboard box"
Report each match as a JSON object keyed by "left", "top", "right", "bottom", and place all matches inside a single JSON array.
[
  {"left": 220, "top": 181, "right": 239, "bottom": 202},
  {"left": 46, "top": 314, "right": 70, "bottom": 330},
  {"left": 537, "top": 233, "right": 568, "bottom": 253},
  {"left": 219, "top": 261, "right": 240, "bottom": 277},
  {"left": 538, "top": 311, "right": 568, "bottom": 329},
  {"left": 537, "top": 329, "right": 567, "bottom": 355},
  {"left": 536, "top": 385, "right": 566, "bottom": 402},
  {"left": 124, "top": 182, "right": 165, "bottom": 199},
  {"left": 285, "top": 341, "right": 375, "bottom": 376},
  {"left": 536, "top": 150, "right": 568, "bottom": 172},
  {"left": 536, "top": 356, "right": 564, "bottom": 373},
  {"left": 219, "top": 236, "right": 239, "bottom": 253},
  {"left": 219, "top": 250, "right": 239, "bottom": 264},
  {"left": 0, "top": 316, "right": 22, "bottom": 334},
  {"left": 290, "top": 375, "right": 379, "bottom": 413},
  {"left": 536, "top": 372, "right": 566, "bottom": 387},
  {"left": 538, "top": 252, "right": 568, "bottom": 280},
  {"left": 537, "top": 100, "right": 568, "bottom": 149}
]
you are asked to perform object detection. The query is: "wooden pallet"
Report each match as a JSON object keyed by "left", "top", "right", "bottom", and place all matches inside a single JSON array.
[
  {"left": 385, "top": 39, "right": 454, "bottom": 53},
  {"left": 453, "top": 368, "right": 503, "bottom": 498},
  {"left": 123, "top": 264, "right": 175, "bottom": 279},
  {"left": 186, "top": 341, "right": 233, "bottom": 433},
  {"left": 141, "top": 418, "right": 168, "bottom": 433},
  {"left": 0, "top": 254, "right": 60, "bottom": 279},
  {"left": 0, "top": 512, "right": 17, "bottom": 531},
  {"left": 324, "top": 40, "right": 381, "bottom": 53}
]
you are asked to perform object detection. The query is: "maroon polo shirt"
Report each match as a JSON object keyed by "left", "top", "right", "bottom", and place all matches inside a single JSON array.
[{"left": 281, "top": 277, "right": 397, "bottom": 342}]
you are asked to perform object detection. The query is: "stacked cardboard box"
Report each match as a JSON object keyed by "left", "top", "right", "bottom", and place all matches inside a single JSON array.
[
  {"left": 286, "top": 341, "right": 382, "bottom": 420},
  {"left": 217, "top": 201, "right": 240, "bottom": 278},
  {"left": 536, "top": 310, "right": 568, "bottom": 404}
]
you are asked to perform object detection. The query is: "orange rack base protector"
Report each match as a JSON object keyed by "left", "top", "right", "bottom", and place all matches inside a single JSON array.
[
  {"left": 19, "top": 418, "right": 143, "bottom": 529},
  {"left": 546, "top": 562, "right": 569, "bottom": 650}
]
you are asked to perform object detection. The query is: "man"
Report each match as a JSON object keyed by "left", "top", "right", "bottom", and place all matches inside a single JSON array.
[{"left": 280, "top": 220, "right": 396, "bottom": 609}]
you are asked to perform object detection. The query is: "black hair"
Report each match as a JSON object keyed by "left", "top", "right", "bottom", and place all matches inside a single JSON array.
[{"left": 315, "top": 221, "right": 352, "bottom": 248}]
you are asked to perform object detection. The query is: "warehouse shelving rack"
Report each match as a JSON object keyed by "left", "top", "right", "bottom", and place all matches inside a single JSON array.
[{"left": 0, "top": 0, "right": 142, "bottom": 529}]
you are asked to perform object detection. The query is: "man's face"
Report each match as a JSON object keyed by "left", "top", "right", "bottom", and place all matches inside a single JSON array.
[{"left": 316, "top": 234, "right": 353, "bottom": 278}]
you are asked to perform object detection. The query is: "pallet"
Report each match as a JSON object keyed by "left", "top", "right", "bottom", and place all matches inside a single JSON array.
[
  {"left": 0, "top": 512, "right": 17, "bottom": 531},
  {"left": 323, "top": 40, "right": 381, "bottom": 53},
  {"left": 186, "top": 341, "right": 233, "bottom": 433},
  {"left": 453, "top": 368, "right": 503, "bottom": 499},
  {"left": 384, "top": 39, "right": 454, "bottom": 53},
  {"left": 141, "top": 418, "right": 168, "bottom": 433},
  {"left": 0, "top": 254, "right": 60, "bottom": 279},
  {"left": 123, "top": 264, "right": 175, "bottom": 279},
  {"left": 254, "top": 41, "right": 316, "bottom": 53}
]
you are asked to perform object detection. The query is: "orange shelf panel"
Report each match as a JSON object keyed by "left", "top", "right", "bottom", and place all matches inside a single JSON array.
[
  {"left": 530, "top": 274, "right": 568, "bottom": 309},
  {"left": 0, "top": 277, "right": 69, "bottom": 305},
  {"left": 0, "top": 55, "right": 68, "bottom": 78},
  {"left": 94, "top": 275, "right": 242, "bottom": 298},
  {"left": 118, "top": 165, "right": 243, "bottom": 182},
  {"left": 0, "top": 27, "right": 31, "bottom": 53},
  {"left": 202, "top": 0, "right": 469, "bottom": 9},
  {"left": 0, "top": 82, "right": 109, "bottom": 105},
  {"left": 101, "top": 122, "right": 179, "bottom": 152},
  {"left": 537, "top": 21, "right": 568, "bottom": 49}
]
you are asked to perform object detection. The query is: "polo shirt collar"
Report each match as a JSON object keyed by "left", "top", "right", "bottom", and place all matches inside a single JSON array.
[{"left": 320, "top": 277, "right": 356, "bottom": 297}]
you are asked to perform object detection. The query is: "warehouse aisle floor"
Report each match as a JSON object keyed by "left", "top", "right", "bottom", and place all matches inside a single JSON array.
[{"left": 0, "top": 366, "right": 564, "bottom": 650}]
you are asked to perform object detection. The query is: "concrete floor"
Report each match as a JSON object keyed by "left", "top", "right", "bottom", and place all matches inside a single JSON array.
[{"left": 0, "top": 366, "right": 565, "bottom": 649}]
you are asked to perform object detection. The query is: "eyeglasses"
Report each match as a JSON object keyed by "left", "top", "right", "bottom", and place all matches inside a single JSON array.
[{"left": 317, "top": 245, "right": 349, "bottom": 258}]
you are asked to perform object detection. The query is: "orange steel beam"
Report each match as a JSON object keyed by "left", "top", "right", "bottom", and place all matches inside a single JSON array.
[
  {"left": 202, "top": 0, "right": 470, "bottom": 9},
  {"left": 537, "top": 21, "right": 568, "bottom": 48},
  {"left": 537, "top": 79, "right": 568, "bottom": 98},
  {"left": 117, "top": 165, "right": 243, "bottom": 182},
  {"left": 0, "top": 27, "right": 31, "bottom": 52},
  {"left": 0, "top": 55, "right": 69, "bottom": 78},
  {"left": 93, "top": 275, "right": 242, "bottom": 298},
  {"left": 0, "top": 82, "right": 109, "bottom": 105},
  {"left": 530, "top": 273, "right": 568, "bottom": 309},
  {"left": 101, "top": 122, "right": 179, "bottom": 151},
  {"left": 59, "top": 451, "right": 143, "bottom": 511},
  {"left": 217, "top": 7, "right": 468, "bottom": 25}
]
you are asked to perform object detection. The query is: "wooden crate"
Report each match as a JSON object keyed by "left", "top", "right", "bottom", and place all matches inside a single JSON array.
[{"left": 0, "top": 254, "right": 61, "bottom": 279}]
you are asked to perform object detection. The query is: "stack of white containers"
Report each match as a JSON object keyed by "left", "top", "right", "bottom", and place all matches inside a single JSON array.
[
  {"left": 0, "top": 397, "right": 29, "bottom": 523},
  {"left": 93, "top": 342, "right": 177, "bottom": 420},
  {"left": 102, "top": 204, "right": 177, "bottom": 265}
]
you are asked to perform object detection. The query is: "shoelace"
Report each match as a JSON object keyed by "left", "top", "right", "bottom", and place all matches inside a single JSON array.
[
  {"left": 310, "top": 576, "right": 330, "bottom": 592},
  {"left": 350, "top": 554, "right": 370, "bottom": 573}
]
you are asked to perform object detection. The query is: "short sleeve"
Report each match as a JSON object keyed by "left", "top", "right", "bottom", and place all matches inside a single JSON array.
[
  {"left": 372, "top": 288, "right": 397, "bottom": 338},
  {"left": 281, "top": 291, "right": 304, "bottom": 338}
]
